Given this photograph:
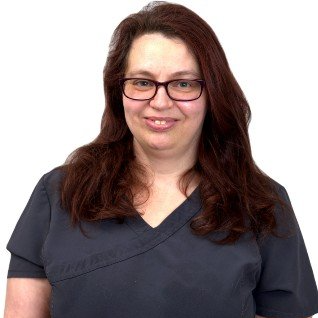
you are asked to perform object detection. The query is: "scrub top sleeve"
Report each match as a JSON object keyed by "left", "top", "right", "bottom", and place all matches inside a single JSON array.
[
  {"left": 254, "top": 186, "right": 318, "bottom": 318},
  {"left": 8, "top": 254, "right": 47, "bottom": 278},
  {"left": 6, "top": 174, "right": 51, "bottom": 278}
]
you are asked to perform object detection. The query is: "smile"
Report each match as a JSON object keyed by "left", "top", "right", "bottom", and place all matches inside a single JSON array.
[{"left": 144, "top": 118, "right": 178, "bottom": 131}]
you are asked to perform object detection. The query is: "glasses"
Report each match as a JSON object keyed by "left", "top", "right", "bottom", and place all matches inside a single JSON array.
[{"left": 119, "top": 78, "right": 205, "bottom": 101}]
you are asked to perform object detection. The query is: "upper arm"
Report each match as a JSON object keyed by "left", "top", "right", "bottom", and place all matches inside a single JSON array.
[
  {"left": 5, "top": 174, "right": 52, "bottom": 317},
  {"left": 4, "top": 278, "right": 51, "bottom": 318},
  {"left": 254, "top": 185, "right": 318, "bottom": 318}
]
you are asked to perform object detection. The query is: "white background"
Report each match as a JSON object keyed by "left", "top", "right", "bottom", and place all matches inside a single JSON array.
[{"left": 0, "top": 0, "right": 317, "bottom": 314}]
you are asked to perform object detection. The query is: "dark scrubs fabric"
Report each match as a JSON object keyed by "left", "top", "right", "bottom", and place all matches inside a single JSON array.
[{"left": 7, "top": 169, "right": 318, "bottom": 318}]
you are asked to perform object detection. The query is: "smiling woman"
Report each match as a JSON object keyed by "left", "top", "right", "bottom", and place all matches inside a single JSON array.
[
  {"left": 4, "top": 1, "right": 318, "bottom": 318},
  {"left": 122, "top": 33, "right": 207, "bottom": 154}
]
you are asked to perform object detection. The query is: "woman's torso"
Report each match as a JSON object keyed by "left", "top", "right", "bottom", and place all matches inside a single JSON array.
[{"left": 41, "top": 172, "right": 260, "bottom": 318}]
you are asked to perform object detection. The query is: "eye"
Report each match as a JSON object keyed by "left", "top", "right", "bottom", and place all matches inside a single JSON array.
[
  {"left": 177, "top": 81, "right": 191, "bottom": 88},
  {"left": 170, "top": 80, "right": 197, "bottom": 91},
  {"left": 132, "top": 79, "right": 154, "bottom": 87}
]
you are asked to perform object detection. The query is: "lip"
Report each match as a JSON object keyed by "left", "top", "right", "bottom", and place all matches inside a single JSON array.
[
  {"left": 144, "top": 117, "right": 178, "bottom": 132},
  {"left": 145, "top": 116, "right": 178, "bottom": 122}
]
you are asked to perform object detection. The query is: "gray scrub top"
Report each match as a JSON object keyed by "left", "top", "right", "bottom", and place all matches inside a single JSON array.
[{"left": 6, "top": 168, "right": 318, "bottom": 318}]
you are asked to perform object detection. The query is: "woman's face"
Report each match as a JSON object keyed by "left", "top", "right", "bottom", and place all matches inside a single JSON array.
[{"left": 122, "top": 33, "right": 207, "bottom": 157}]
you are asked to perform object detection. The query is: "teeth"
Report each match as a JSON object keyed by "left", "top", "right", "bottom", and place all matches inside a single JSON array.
[{"left": 154, "top": 120, "right": 167, "bottom": 125}]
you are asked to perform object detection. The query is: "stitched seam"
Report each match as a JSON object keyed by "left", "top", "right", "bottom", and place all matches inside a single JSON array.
[
  {"left": 240, "top": 260, "right": 262, "bottom": 317},
  {"left": 40, "top": 173, "right": 52, "bottom": 273},
  {"left": 8, "top": 270, "right": 45, "bottom": 273},
  {"left": 240, "top": 269, "right": 244, "bottom": 318},
  {"left": 257, "top": 304, "right": 317, "bottom": 317},
  {"left": 50, "top": 232, "right": 167, "bottom": 283},
  {"left": 50, "top": 284, "right": 55, "bottom": 318}
]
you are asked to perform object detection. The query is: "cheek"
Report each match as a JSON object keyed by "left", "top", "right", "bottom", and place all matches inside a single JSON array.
[
  {"left": 123, "top": 99, "right": 137, "bottom": 119},
  {"left": 123, "top": 98, "right": 147, "bottom": 127},
  {"left": 178, "top": 100, "right": 207, "bottom": 123}
]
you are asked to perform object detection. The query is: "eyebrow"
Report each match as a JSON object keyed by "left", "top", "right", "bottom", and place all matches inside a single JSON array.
[{"left": 126, "top": 70, "right": 201, "bottom": 78}]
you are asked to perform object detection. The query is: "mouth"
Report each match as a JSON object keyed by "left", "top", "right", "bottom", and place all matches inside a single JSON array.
[
  {"left": 151, "top": 119, "right": 170, "bottom": 125},
  {"left": 145, "top": 117, "right": 178, "bottom": 123},
  {"left": 144, "top": 117, "right": 178, "bottom": 131}
]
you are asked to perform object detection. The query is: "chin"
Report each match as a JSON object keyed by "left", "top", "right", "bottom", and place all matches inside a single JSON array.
[
  {"left": 148, "top": 143, "right": 173, "bottom": 151},
  {"left": 133, "top": 134, "right": 176, "bottom": 153},
  {"left": 147, "top": 139, "right": 175, "bottom": 151}
]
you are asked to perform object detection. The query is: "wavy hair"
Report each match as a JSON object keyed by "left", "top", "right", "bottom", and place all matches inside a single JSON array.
[{"left": 59, "top": 1, "right": 292, "bottom": 244}]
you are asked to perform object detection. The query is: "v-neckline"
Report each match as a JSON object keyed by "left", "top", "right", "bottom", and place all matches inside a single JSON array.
[
  {"left": 48, "top": 186, "right": 202, "bottom": 283},
  {"left": 124, "top": 185, "right": 202, "bottom": 235}
]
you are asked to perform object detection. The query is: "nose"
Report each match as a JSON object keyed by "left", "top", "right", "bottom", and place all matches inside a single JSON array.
[{"left": 149, "top": 85, "right": 174, "bottom": 109}]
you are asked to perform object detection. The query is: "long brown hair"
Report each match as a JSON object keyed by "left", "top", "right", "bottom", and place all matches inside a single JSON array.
[{"left": 59, "top": 1, "right": 293, "bottom": 244}]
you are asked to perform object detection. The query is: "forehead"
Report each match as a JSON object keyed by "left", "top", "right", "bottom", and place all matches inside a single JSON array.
[{"left": 125, "top": 33, "right": 201, "bottom": 78}]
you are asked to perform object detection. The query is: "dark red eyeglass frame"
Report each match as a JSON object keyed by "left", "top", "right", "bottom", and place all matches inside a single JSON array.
[{"left": 119, "top": 78, "right": 205, "bottom": 101}]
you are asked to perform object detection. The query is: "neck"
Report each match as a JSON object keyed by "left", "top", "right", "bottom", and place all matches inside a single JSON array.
[{"left": 133, "top": 140, "right": 198, "bottom": 187}]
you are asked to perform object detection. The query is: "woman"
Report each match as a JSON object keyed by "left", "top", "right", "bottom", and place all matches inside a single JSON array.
[{"left": 4, "top": 2, "right": 318, "bottom": 317}]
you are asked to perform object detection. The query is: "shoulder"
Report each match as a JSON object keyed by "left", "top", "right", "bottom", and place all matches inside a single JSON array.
[
  {"left": 267, "top": 176, "right": 288, "bottom": 198},
  {"left": 40, "top": 166, "right": 65, "bottom": 195},
  {"left": 42, "top": 166, "right": 64, "bottom": 185},
  {"left": 268, "top": 176, "right": 294, "bottom": 215},
  {"left": 257, "top": 177, "right": 298, "bottom": 246}
]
